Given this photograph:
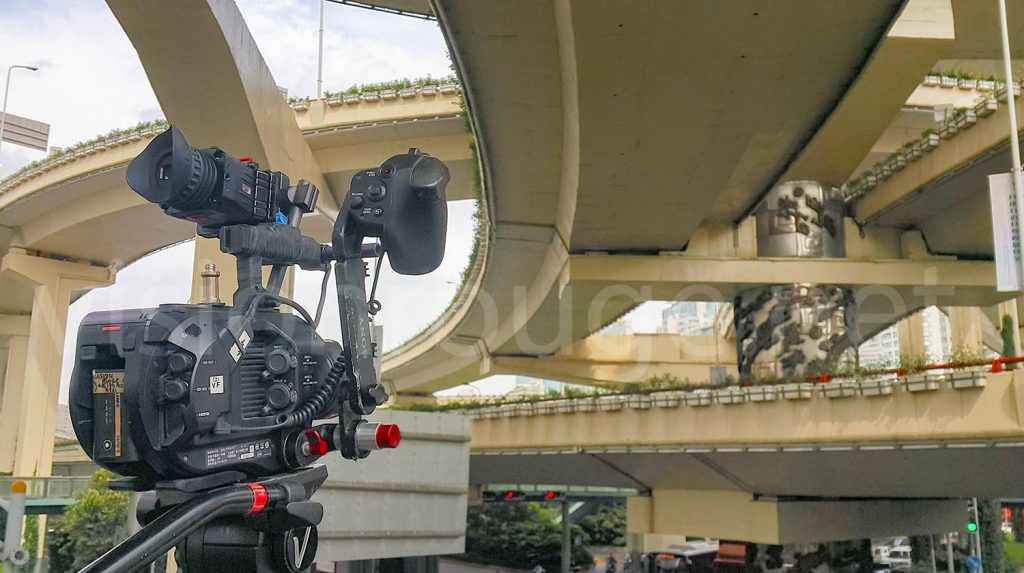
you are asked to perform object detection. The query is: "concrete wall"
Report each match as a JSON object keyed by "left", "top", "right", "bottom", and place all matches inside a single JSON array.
[{"left": 316, "top": 410, "right": 472, "bottom": 565}]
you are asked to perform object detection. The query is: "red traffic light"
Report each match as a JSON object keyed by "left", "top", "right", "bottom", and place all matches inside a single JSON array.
[{"left": 544, "top": 490, "right": 566, "bottom": 501}]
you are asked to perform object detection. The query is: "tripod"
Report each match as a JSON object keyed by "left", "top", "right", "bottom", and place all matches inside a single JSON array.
[{"left": 79, "top": 465, "right": 328, "bottom": 573}]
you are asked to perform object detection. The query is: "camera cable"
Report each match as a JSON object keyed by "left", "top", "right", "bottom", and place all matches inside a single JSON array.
[{"left": 367, "top": 253, "right": 384, "bottom": 317}]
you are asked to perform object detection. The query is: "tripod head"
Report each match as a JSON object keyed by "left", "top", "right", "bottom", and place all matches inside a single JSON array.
[{"left": 81, "top": 466, "right": 328, "bottom": 573}]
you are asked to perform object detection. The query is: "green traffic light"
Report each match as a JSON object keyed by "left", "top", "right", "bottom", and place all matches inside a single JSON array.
[{"left": 967, "top": 522, "right": 979, "bottom": 533}]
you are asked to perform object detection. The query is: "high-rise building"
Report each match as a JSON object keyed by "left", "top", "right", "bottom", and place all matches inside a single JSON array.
[
  {"left": 857, "top": 324, "right": 900, "bottom": 368},
  {"left": 661, "top": 302, "right": 722, "bottom": 336},
  {"left": 921, "top": 307, "right": 951, "bottom": 363}
]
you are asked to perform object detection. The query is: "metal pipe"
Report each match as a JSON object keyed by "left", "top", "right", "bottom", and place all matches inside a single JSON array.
[
  {"left": 930, "top": 535, "right": 938, "bottom": 573},
  {"left": 945, "top": 533, "right": 955, "bottom": 573},
  {"left": 0, "top": 64, "right": 39, "bottom": 175},
  {"left": 998, "top": 0, "right": 1024, "bottom": 287},
  {"left": 972, "top": 497, "right": 983, "bottom": 573},
  {"left": 1, "top": 481, "right": 29, "bottom": 569}
]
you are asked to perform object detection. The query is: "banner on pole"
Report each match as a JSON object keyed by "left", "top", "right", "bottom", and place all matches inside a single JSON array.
[{"left": 989, "top": 172, "right": 1023, "bottom": 291}]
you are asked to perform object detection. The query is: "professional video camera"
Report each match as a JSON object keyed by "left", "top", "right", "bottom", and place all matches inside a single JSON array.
[{"left": 69, "top": 125, "right": 449, "bottom": 573}]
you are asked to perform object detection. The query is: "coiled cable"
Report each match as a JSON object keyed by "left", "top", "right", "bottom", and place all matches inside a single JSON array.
[{"left": 280, "top": 353, "right": 346, "bottom": 428}]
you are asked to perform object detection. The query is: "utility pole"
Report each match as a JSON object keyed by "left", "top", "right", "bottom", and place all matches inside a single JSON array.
[
  {"left": 316, "top": 0, "right": 325, "bottom": 99},
  {"left": 998, "top": 0, "right": 1024, "bottom": 286},
  {"left": 945, "top": 534, "right": 955, "bottom": 573}
]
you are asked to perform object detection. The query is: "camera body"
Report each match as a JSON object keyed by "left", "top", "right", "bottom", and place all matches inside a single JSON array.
[
  {"left": 70, "top": 305, "right": 338, "bottom": 484},
  {"left": 69, "top": 125, "right": 450, "bottom": 489}
]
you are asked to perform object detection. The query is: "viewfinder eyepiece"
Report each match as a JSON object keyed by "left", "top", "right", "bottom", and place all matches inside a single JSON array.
[{"left": 125, "top": 126, "right": 290, "bottom": 235}]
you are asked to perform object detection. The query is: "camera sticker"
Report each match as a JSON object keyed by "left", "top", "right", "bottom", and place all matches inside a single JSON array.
[{"left": 209, "top": 375, "right": 225, "bottom": 395}]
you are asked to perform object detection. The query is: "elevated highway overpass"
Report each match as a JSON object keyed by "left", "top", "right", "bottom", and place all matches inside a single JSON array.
[
  {"left": 379, "top": 0, "right": 1024, "bottom": 394},
  {"left": 9, "top": 0, "right": 1024, "bottom": 555},
  {"left": 467, "top": 368, "right": 1024, "bottom": 545},
  {"left": 6, "top": 0, "right": 1024, "bottom": 477}
]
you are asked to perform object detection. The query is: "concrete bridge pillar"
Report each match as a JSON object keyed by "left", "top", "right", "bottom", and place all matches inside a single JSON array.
[
  {"left": 0, "top": 251, "right": 113, "bottom": 476},
  {"left": 735, "top": 182, "right": 857, "bottom": 379},
  {"left": 0, "top": 328, "right": 29, "bottom": 473},
  {"left": 897, "top": 312, "right": 927, "bottom": 359},
  {"left": 946, "top": 307, "right": 986, "bottom": 354}
]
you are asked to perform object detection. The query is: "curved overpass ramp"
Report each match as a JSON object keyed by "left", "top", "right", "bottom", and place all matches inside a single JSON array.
[{"left": 380, "top": 0, "right": 1015, "bottom": 395}]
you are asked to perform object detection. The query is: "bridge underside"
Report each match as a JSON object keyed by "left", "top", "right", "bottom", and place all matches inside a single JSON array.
[
  {"left": 470, "top": 370, "right": 1024, "bottom": 499},
  {"left": 472, "top": 442, "right": 1024, "bottom": 499}
]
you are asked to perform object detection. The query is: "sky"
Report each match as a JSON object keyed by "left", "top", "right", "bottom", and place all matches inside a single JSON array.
[{"left": 0, "top": 0, "right": 668, "bottom": 401}]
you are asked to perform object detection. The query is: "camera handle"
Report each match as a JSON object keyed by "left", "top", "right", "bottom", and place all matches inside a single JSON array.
[
  {"left": 80, "top": 465, "right": 328, "bottom": 573},
  {"left": 333, "top": 229, "right": 388, "bottom": 417}
]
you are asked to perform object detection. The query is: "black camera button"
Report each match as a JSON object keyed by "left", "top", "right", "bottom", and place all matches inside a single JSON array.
[
  {"left": 367, "top": 184, "right": 387, "bottom": 202},
  {"left": 372, "top": 207, "right": 384, "bottom": 217},
  {"left": 168, "top": 352, "right": 195, "bottom": 373},
  {"left": 380, "top": 165, "right": 394, "bottom": 178},
  {"left": 163, "top": 379, "right": 189, "bottom": 402},
  {"left": 351, "top": 196, "right": 364, "bottom": 209}
]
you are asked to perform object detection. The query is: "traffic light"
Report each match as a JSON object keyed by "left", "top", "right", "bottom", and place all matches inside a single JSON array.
[
  {"left": 967, "top": 499, "right": 980, "bottom": 533},
  {"left": 502, "top": 490, "right": 525, "bottom": 501},
  {"left": 481, "top": 490, "right": 565, "bottom": 502}
]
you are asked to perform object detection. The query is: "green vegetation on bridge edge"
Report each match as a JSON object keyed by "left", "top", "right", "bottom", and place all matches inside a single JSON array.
[{"left": 394, "top": 346, "right": 995, "bottom": 413}]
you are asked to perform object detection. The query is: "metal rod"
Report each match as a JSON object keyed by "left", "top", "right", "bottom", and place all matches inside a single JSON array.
[
  {"left": 998, "top": 0, "right": 1024, "bottom": 288},
  {"left": 972, "top": 497, "right": 983, "bottom": 573},
  {"left": 317, "top": 0, "right": 325, "bottom": 99},
  {"left": 562, "top": 501, "right": 571, "bottom": 573},
  {"left": 930, "top": 535, "right": 938, "bottom": 573},
  {"left": 946, "top": 533, "right": 955, "bottom": 573}
]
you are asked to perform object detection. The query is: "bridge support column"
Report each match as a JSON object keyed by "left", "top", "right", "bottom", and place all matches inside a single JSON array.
[
  {"left": 946, "top": 307, "right": 985, "bottom": 353},
  {"left": 0, "top": 331, "right": 29, "bottom": 473},
  {"left": 628, "top": 489, "right": 962, "bottom": 546},
  {"left": 0, "top": 251, "right": 114, "bottom": 476},
  {"left": 897, "top": 312, "right": 927, "bottom": 359},
  {"left": 735, "top": 182, "right": 856, "bottom": 379}
]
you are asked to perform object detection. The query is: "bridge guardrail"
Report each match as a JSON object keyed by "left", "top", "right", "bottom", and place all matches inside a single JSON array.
[{"left": 0, "top": 476, "right": 92, "bottom": 500}]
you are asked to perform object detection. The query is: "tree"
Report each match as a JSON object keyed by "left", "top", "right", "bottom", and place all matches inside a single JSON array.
[
  {"left": 465, "top": 503, "right": 592, "bottom": 572},
  {"left": 1002, "top": 314, "right": 1017, "bottom": 369},
  {"left": 47, "top": 469, "right": 129, "bottom": 572},
  {"left": 978, "top": 499, "right": 1013, "bottom": 573},
  {"left": 578, "top": 503, "right": 626, "bottom": 547}
]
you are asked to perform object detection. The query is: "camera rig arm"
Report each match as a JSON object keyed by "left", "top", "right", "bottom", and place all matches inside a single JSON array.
[{"left": 331, "top": 149, "right": 450, "bottom": 417}]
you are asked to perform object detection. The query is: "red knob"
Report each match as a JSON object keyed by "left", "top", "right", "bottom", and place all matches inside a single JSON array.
[{"left": 375, "top": 424, "right": 401, "bottom": 449}]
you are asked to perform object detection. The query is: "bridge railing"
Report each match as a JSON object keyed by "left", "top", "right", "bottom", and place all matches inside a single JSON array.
[{"left": 0, "top": 476, "right": 92, "bottom": 500}]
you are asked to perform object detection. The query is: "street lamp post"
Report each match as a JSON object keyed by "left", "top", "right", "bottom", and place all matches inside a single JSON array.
[{"left": 0, "top": 64, "right": 40, "bottom": 174}]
